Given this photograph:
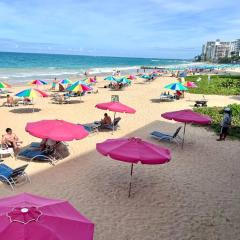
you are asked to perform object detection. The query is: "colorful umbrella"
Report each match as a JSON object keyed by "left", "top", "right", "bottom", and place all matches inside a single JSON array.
[
  {"left": 184, "top": 81, "right": 197, "bottom": 88},
  {"left": 127, "top": 75, "right": 136, "bottom": 80},
  {"left": 96, "top": 137, "right": 171, "bottom": 197},
  {"left": 0, "top": 81, "right": 11, "bottom": 89},
  {"left": 161, "top": 109, "right": 212, "bottom": 148},
  {"left": 164, "top": 82, "right": 188, "bottom": 91},
  {"left": 95, "top": 101, "right": 136, "bottom": 132},
  {"left": 29, "top": 80, "right": 47, "bottom": 86},
  {"left": 104, "top": 76, "right": 117, "bottom": 81},
  {"left": 26, "top": 119, "right": 89, "bottom": 141},
  {"left": 59, "top": 79, "right": 72, "bottom": 85},
  {"left": 82, "top": 78, "right": 96, "bottom": 85},
  {"left": 15, "top": 88, "right": 48, "bottom": 98},
  {"left": 66, "top": 80, "right": 92, "bottom": 92},
  {"left": 0, "top": 192, "right": 94, "bottom": 240}
]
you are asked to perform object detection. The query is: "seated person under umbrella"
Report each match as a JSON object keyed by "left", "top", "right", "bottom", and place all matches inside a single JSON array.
[{"left": 100, "top": 113, "right": 112, "bottom": 127}]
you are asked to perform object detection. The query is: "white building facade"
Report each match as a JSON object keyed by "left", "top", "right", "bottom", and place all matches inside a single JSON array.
[{"left": 201, "top": 39, "right": 240, "bottom": 62}]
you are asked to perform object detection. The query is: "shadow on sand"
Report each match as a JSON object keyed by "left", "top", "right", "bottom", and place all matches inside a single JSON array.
[{"left": 9, "top": 108, "right": 41, "bottom": 114}]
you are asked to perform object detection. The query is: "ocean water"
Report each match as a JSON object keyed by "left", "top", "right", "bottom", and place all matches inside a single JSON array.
[{"left": 0, "top": 52, "right": 191, "bottom": 83}]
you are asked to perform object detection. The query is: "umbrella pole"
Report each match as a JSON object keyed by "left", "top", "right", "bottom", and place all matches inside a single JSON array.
[
  {"left": 112, "top": 112, "right": 116, "bottom": 135},
  {"left": 182, "top": 122, "right": 186, "bottom": 149},
  {"left": 128, "top": 163, "right": 134, "bottom": 198}
]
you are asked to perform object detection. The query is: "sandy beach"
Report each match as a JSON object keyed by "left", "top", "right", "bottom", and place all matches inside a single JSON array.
[{"left": 0, "top": 76, "right": 240, "bottom": 240}]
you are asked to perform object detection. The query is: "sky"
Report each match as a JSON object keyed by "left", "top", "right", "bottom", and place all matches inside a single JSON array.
[{"left": 0, "top": 0, "right": 239, "bottom": 59}]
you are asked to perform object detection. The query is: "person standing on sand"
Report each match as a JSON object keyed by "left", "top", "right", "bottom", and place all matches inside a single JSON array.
[{"left": 217, "top": 108, "right": 232, "bottom": 141}]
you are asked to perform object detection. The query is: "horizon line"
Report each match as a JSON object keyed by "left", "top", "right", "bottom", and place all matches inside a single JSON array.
[{"left": 0, "top": 50, "right": 192, "bottom": 61}]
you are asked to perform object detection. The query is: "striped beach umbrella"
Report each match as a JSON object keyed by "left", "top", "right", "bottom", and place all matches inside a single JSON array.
[
  {"left": 83, "top": 78, "right": 96, "bottom": 84},
  {"left": 29, "top": 80, "right": 47, "bottom": 86},
  {"left": 66, "top": 80, "right": 92, "bottom": 92},
  {"left": 59, "top": 79, "right": 72, "bottom": 85},
  {"left": 164, "top": 82, "right": 188, "bottom": 91},
  {"left": 15, "top": 88, "right": 48, "bottom": 112},
  {"left": 0, "top": 81, "right": 11, "bottom": 89},
  {"left": 16, "top": 88, "right": 48, "bottom": 98}
]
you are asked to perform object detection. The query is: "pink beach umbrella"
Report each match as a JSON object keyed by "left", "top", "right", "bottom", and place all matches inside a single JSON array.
[
  {"left": 26, "top": 119, "right": 89, "bottom": 141},
  {"left": 96, "top": 137, "right": 171, "bottom": 197},
  {"left": 161, "top": 109, "right": 212, "bottom": 148},
  {"left": 95, "top": 101, "right": 136, "bottom": 132},
  {"left": 184, "top": 81, "right": 197, "bottom": 88},
  {"left": 127, "top": 75, "right": 136, "bottom": 80},
  {"left": 0, "top": 192, "right": 94, "bottom": 240}
]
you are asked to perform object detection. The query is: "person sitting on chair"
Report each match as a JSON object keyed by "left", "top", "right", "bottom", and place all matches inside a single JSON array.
[
  {"left": 2, "top": 128, "right": 22, "bottom": 152},
  {"left": 101, "top": 113, "right": 112, "bottom": 126}
]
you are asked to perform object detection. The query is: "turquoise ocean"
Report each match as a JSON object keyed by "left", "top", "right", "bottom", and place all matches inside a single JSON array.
[{"left": 0, "top": 52, "right": 192, "bottom": 84}]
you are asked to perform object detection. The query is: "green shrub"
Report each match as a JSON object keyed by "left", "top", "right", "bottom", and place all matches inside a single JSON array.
[
  {"left": 185, "top": 75, "right": 240, "bottom": 95},
  {"left": 194, "top": 104, "right": 240, "bottom": 139}
]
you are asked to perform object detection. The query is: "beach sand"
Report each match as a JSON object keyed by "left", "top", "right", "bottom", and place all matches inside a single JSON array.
[{"left": 0, "top": 76, "right": 240, "bottom": 240}]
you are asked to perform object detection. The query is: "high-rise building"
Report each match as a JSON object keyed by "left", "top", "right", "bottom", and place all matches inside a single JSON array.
[{"left": 201, "top": 38, "right": 239, "bottom": 62}]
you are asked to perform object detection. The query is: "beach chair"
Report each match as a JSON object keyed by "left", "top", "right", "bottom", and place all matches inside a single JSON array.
[
  {"left": 82, "top": 123, "right": 101, "bottom": 134},
  {"left": 99, "top": 117, "right": 121, "bottom": 131},
  {"left": 17, "top": 142, "right": 69, "bottom": 165},
  {"left": 0, "top": 143, "right": 14, "bottom": 159},
  {"left": 150, "top": 127, "right": 182, "bottom": 144},
  {"left": 0, "top": 163, "right": 30, "bottom": 190},
  {"left": 159, "top": 94, "right": 175, "bottom": 102}
]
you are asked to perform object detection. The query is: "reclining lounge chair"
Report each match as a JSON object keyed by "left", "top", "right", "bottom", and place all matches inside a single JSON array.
[
  {"left": 99, "top": 117, "right": 121, "bottom": 131},
  {"left": 150, "top": 127, "right": 182, "bottom": 145},
  {"left": 0, "top": 164, "right": 30, "bottom": 190}
]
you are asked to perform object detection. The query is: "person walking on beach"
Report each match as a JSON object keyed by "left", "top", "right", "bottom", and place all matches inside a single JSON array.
[{"left": 217, "top": 107, "right": 232, "bottom": 141}]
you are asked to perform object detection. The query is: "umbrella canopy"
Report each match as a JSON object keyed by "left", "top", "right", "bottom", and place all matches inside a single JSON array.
[
  {"left": 164, "top": 82, "right": 188, "bottom": 91},
  {"left": 116, "top": 77, "right": 131, "bottom": 84},
  {"left": 0, "top": 81, "right": 11, "bottom": 89},
  {"left": 97, "top": 137, "right": 171, "bottom": 164},
  {"left": 0, "top": 192, "right": 94, "bottom": 240},
  {"left": 25, "top": 119, "right": 89, "bottom": 141},
  {"left": 141, "top": 74, "right": 151, "bottom": 79},
  {"left": 161, "top": 109, "right": 212, "bottom": 148},
  {"left": 15, "top": 88, "right": 48, "bottom": 98},
  {"left": 58, "top": 79, "right": 72, "bottom": 85},
  {"left": 84, "top": 77, "right": 96, "bottom": 84},
  {"left": 104, "top": 76, "right": 117, "bottom": 81},
  {"left": 161, "top": 109, "right": 211, "bottom": 124},
  {"left": 29, "top": 80, "right": 47, "bottom": 86},
  {"left": 95, "top": 101, "right": 136, "bottom": 114},
  {"left": 184, "top": 81, "right": 197, "bottom": 88},
  {"left": 66, "top": 80, "right": 92, "bottom": 92},
  {"left": 127, "top": 75, "right": 136, "bottom": 80},
  {"left": 97, "top": 137, "right": 171, "bottom": 196},
  {"left": 179, "top": 72, "right": 187, "bottom": 77}
]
